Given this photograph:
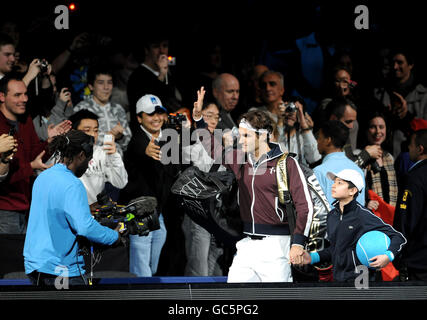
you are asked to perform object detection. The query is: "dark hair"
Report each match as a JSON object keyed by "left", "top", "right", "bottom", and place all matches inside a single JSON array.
[
  {"left": 325, "top": 96, "right": 357, "bottom": 120},
  {"left": 49, "top": 130, "right": 94, "bottom": 165},
  {"left": 202, "top": 101, "right": 219, "bottom": 111},
  {"left": 414, "top": 129, "right": 427, "bottom": 155},
  {"left": 346, "top": 180, "right": 359, "bottom": 198},
  {"left": 319, "top": 120, "right": 349, "bottom": 149},
  {"left": 0, "top": 74, "right": 23, "bottom": 96},
  {"left": 360, "top": 110, "right": 392, "bottom": 151},
  {"left": 87, "top": 64, "right": 114, "bottom": 86},
  {"left": 238, "top": 110, "right": 274, "bottom": 135},
  {"left": 0, "top": 32, "right": 14, "bottom": 48},
  {"left": 69, "top": 110, "right": 99, "bottom": 130},
  {"left": 390, "top": 47, "right": 415, "bottom": 66}
]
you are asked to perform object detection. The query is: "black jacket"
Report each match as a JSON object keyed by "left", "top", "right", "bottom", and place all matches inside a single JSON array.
[
  {"left": 119, "top": 126, "right": 180, "bottom": 215},
  {"left": 393, "top": 159, "right": 427, "bottom": 272},
  {"left": 127, "top": 65, "right": 181, "bottom": 130},
  {"left": 318, "top": 199, "right": 406, "bottom": 282}
]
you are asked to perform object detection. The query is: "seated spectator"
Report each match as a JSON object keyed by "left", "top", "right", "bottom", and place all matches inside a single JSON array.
[
  {"left": 360, "top": 112, "right": 398, "bottom": 209},
  {"left": 313, "top": 120, "right": 365, "bottom": 206},
  {"left": 69, "top": 110, "right": 128, "bottom": 206},
  {"left": 74, "top": 64, "right": 132, "bottom": 157},
  {"left": 277, "top": 96, "right": 321, "bottom": 166}
]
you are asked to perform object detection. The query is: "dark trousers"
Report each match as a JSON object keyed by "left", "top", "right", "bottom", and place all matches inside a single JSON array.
[
  {"left": 27, "top": 271, "right": 88, "bottom": 286},
  {"left": 408, "top": 268, "right": 427, "bottom": 281}
]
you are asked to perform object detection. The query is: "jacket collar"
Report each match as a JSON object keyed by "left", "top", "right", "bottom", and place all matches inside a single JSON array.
[
  {"left": 333, "top": 198, "right": 358, "bottom": 215},
  {"left": 249, "top": 142, "right": 283, "bottom": 167},
  {"left": 408, "top": 158, "right": 427, "bottom": 172}
]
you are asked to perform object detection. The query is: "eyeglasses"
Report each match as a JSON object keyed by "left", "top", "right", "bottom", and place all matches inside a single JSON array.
[{"left": 202, "top": 113, "right": 221, "bottom": 121}]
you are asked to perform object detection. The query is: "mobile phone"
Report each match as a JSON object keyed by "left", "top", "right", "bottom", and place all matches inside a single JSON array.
[{"left": 104, "top": 134, "right": 113, "bottom": 144}]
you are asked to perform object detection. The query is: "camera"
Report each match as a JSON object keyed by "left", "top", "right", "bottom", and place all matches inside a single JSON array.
[
  {"left": 39, "top": 59, "right": 49, "bottom": 74},
  {"left": 167, "top": 112, "right": 187, "bottom": 128},
  {"left": 285, "top": 102, "right": 297, "bottom": 113},
  {"left": 93, "top": 191, "right": 160, "bottom": 237},
  {"left": 369, "top": 160, "right": 383, "bottom": 174},
  {"left": 168, "top": 56, "right": 176, "bottom": 66}
]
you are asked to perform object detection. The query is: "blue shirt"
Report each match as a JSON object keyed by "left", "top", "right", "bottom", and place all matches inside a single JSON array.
[
  {"left": 313, "top": 152, "right": 365, "bottom": 206},
  {"left": 24, "top": 164, "right": 118, "bottom": 277}
]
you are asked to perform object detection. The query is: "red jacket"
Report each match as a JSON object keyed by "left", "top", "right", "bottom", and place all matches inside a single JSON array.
[
  {"left": 225, "top": 143, "right": 314, "bottom": 246},
  {"left": 0, "top": 111, "right": 47, "bottom": 212}
]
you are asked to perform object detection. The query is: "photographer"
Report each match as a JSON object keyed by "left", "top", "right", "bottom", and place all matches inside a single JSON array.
[
  {"left": 120, "top": 94, "right": 180, "bottom": 277},
  {"left": 69, "top": 110, "right": 128, "bottom": 206},
  {"left": 127, "top": 39, "right": 182, "bottom": 131},
  {"left": 277, "top": 97, "right": 321, "bottom": 167},
  {"left": 24, "top": 130, "right": 119, "bottom": 286}
]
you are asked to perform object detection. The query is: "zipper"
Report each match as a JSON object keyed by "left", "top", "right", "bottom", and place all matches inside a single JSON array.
[
  {"left": 249, "top": 151, "right": 284, "bottom": 234},
  {"left": 352, "top": 250, "right": 358, "bottom": 273}
]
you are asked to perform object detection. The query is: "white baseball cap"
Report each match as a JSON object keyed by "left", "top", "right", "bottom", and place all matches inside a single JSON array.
[
  {"left": 136, "top": 94, "right": 167, "bottom": 115},
  {"left": 327, "top": 169, "right": 364, "bottom": 192}
]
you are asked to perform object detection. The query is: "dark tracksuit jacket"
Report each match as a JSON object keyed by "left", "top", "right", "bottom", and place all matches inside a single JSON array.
[
  {"left": 393, "top": 159, "right": 427, "bottom": 272},
  {"left": 225, "top": 143, "right": 314, "bottom": 247},
  {"left": 315, "top": 199, "right": 406, "bottom": 282}
]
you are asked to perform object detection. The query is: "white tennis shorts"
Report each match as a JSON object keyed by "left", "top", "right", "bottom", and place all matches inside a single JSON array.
[{"left": 227, "top": 235, "right": 293, "bottom": 283}]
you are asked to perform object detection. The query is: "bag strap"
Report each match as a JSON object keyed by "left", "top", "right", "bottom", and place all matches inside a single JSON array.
[
  {"left": 276, "top": 152, "right": 297, "bottom": 234},
  {"left": 209, "top": 162, "right": 221, "bottom": 173}
]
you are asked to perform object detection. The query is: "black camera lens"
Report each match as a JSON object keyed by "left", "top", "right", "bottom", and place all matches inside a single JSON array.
[{"left": 285, "top": 102, "right": 297, "bottom": 113}]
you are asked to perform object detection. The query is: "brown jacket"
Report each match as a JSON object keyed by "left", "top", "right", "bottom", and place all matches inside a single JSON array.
[{"left": 225, "top": 143, "right": 314, "bottom": 246}]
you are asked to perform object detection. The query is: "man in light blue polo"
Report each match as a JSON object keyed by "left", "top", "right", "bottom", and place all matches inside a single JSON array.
[
  {"left": 24, "top": 130, "right": 119, "bottom": 285},
  {"left": 313, "top": 120, "right": 365, "bottom": 206}
]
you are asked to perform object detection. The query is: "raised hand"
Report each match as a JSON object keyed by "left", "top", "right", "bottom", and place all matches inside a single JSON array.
[
  {"left": 47, "top": 120, "right": 72, "bottom": 142},
  {"left": 193, "top": 86, "right": 205, "bottom": 120}
]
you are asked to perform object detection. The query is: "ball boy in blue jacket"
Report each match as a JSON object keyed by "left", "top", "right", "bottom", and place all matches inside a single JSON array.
[{"left": 300, "top": 169, "right": 406, "bottom": 282}]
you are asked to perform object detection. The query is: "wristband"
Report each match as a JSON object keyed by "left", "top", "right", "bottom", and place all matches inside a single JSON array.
[
  {"left": 384, "top": 250, "right": 394, "bottom": 262},
  {"left": 310, "top": 252, "right": 320, "bottom": 265}
]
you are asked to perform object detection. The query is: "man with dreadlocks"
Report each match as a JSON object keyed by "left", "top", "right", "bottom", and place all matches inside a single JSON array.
[{"left": 24, "top": 130, "right": 120, "bottom": 286}]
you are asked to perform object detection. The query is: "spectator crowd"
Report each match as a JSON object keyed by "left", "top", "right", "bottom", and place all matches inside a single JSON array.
[{"left": 1, "top": 17, "right": 427, "bottom": 283}]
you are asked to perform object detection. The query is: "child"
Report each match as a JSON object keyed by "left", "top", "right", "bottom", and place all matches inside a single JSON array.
[{"left": 301, "top": 169, "right": 406, "bottom": 282}]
